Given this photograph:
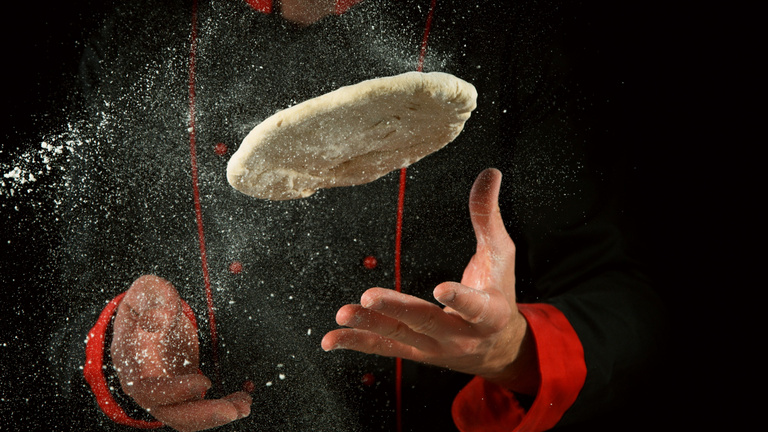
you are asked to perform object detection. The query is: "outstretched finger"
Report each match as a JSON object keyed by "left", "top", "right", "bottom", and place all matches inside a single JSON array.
[
  {"left": 468, "top": 168, "right": 513, "bottom": 252},
  {"left": 321, "top": 327, "right": 424, "bottom": 361},
  {"left": 126, "top": 374, "right": 211, "bottom": 408},
  {"left": 433, "top": 282, "right": 510, "bottom": 331},
  {"left": 360, "top": 288, "right": 465, "bottom": 339},
  {"left": 150, "top": 392, "right": 252, "bottom": 432},
  {"left": 332, "top": 304, "right": 439, "bottom": 350}
]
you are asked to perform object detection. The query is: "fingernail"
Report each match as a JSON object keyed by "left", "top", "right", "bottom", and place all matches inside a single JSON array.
[
  {"left": 435, "top": 289, "right": 456, "bottom": 304},
  {"left": 323, "top": 343, "right": 343, "bottom": 352},
  {"left": 321, "top": 337, "right": 341, "bottom": 352},
  {"left": 361, "top": 297, "right": 380, "bottom": 310}
]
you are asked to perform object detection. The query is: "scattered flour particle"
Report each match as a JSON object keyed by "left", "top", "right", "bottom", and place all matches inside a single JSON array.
[{"left": 3, "top": 167, "right": 23, "bottom": 181}]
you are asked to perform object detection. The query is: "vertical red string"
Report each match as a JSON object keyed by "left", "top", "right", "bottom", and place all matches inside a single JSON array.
[
  {"left": 188, "top": 0, "right": 222, "bottom": 392},
  {"left": 416, "top": 0, "right": 438, "bottom": 73},
  {"left": 394, "top": 167, "right": 406, "bottom": 432},
  {"left": 189, "top": 0, "right": 437, "bottom": 420},
  {"left": 395, "top": 1, "right": 438, "bottom": 431}
]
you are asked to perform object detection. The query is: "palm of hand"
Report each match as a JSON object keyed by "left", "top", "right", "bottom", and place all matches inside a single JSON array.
[
  {"left": 323, "top": 169, "right": 531, "bottom": 387},
  {"left": 112, "top": 298, "right": 199, "bottom": 386},
  {"left": 111, "top": 275, "right": 251, "bottom": 432}
]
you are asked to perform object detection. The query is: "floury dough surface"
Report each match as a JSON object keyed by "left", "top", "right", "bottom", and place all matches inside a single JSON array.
[{"left": 227, "top": 72, "right": 477, "bottom": 200}]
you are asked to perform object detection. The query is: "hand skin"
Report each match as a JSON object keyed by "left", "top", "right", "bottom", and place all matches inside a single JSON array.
[
  {"left": 111, "top": 275, "right": 252, "bottom": 432},
  {"left": 321, "top": 168, "right": 541, "bottom": 396},
  {"left": 279, "top": 0, "right": 336, "bottom": 26}
]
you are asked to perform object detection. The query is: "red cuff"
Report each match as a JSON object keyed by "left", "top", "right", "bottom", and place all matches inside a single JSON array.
[
  {"left": 334, "top": 0, "right": 364, "bottom": 14},
  {"left": 452, "top": 303, "right": 586, "bottom": 432},
  {"left": 244, "top": 0, "right": 273, "bottom": 13},
  {"left": 83, "top": 293, "right": 197, "bottom": 428},
  {"left": 244, "top": 0, "right": 363, "bottom": 15}
]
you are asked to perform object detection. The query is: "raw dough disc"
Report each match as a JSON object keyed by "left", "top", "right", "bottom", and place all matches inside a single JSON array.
[{"left": 227, "top": 71, "right": 477, "bottom": 200}]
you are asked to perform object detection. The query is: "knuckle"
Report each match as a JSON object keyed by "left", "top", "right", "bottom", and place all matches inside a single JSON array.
[
  {"left": 411, "top": 313, "right": 438, "bottom": 335},
  {"left": 463, "top": 293, "right": 491, "bottom": 324},
  {"left": 457, "top": 339, "right": 482, "bottom": 356},
  {"left": 469, "top": 308, "right": 492, "bottom": 325},
  {"left": 384, "top": 321, "right": 410, "bottom": 341}
]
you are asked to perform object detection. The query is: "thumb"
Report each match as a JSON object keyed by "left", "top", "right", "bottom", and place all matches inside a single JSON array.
[{"left": 469, "top": 168, "right": 512, "bottom": 250}]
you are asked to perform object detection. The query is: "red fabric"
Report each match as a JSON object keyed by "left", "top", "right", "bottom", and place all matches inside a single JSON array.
[
  {"left": 84, "top": 293, "right": 163, "bottom": 428},
  {"left": 181, "top": 299, "right": 198, "bottom": 330},
  {"left": 244, "top": 0, "right": 363, "bottom": 15},
  {"left": 244, "top": 0, "right": 273, "bottom": 13},
  {"left": 84, "top": 293, "right": 198, "bottom": 428},
  {"left": 452, "top": 303, "right": 586, "bottom": 432},
  {"left": 334, "top": 0, "right": 364, "bottom": 14}
]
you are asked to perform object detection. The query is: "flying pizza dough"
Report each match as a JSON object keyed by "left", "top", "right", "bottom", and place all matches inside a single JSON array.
[{"left": 227, "top": 71, "right": 477, "bottom": 200}]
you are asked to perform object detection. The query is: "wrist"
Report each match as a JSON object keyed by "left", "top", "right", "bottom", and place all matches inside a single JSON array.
[{"left": 481, "top": 311, "right": 541, "bottom": 396}]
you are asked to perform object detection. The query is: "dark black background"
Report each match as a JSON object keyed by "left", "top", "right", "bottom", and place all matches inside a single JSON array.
[
  {"left": 1, "top": 1, "right": 116, "bottom": 429},
  {"left": 1, "top": 1, "right": 738, "bottom": 430}
]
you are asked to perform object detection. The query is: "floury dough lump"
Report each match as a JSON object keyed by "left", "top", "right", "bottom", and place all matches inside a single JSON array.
[{"left": 227, "top": 71, "right": 477, "bottom": 200}]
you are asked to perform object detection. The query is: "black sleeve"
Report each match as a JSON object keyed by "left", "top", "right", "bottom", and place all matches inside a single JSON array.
[{"left": 500, "top": 2, "right": 667, "bottom": 427}]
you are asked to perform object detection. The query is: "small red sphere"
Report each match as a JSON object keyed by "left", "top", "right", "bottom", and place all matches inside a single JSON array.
[
  {"left": 363, "top": 256, "right": 378, "bottom": 269},
  {"left": 242, "top": 380, "right": 255, "bottom": 393},
  {"left": 361, "top": 372, "right": 376, "bottom": 386},
  {"left": 214, "top": 142, "right": 228, "bottom": 155},
  {"left": 229, "top": 261, "right": 243, "bottom": 274}
]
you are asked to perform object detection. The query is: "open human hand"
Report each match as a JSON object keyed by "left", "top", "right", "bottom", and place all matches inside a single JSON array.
[
  {"left": 111, "top": 275, "right": 252, "bottom": 432},
  {"left": 321, "top": 168, "right": 539, "bottom": 395}
]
